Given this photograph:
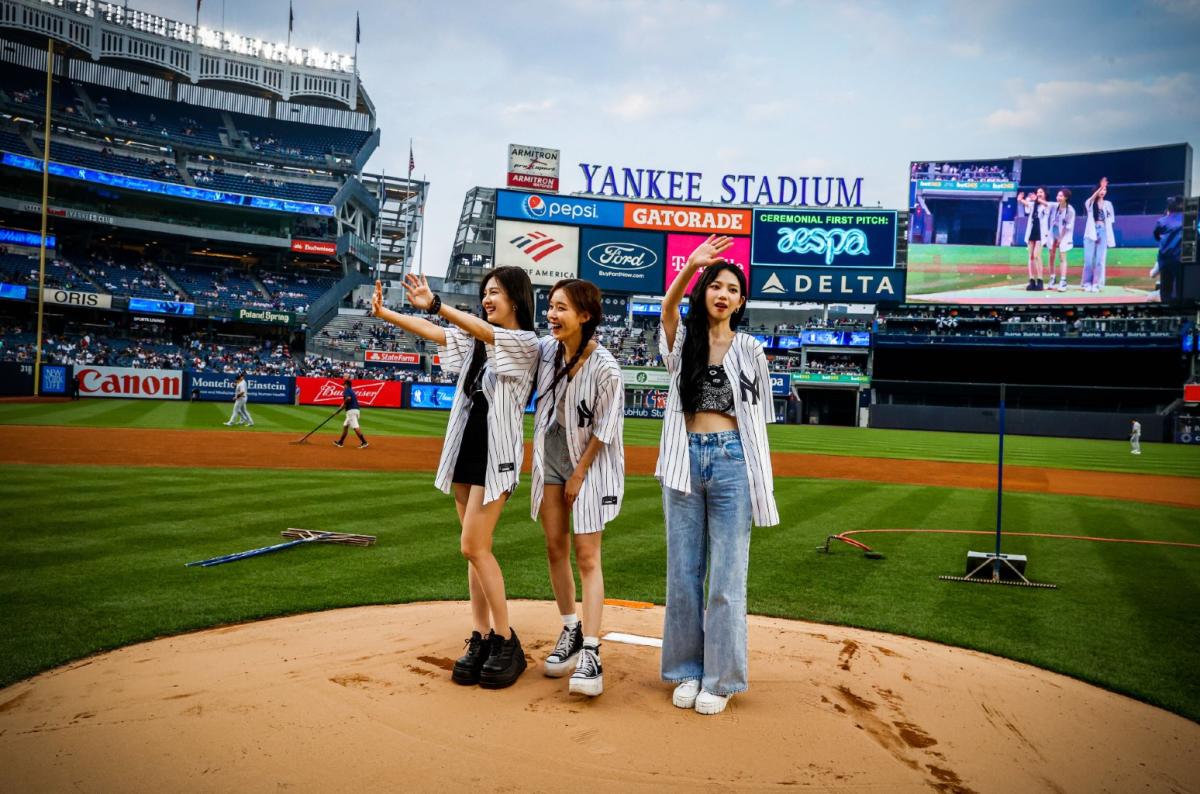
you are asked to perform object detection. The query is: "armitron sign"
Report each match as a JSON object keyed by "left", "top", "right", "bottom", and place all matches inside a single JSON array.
[
  {"left": 43, "top": 288, "right": 112, "bottom": 309},
  {"left": 77, "top": 366, "right": 182, "bottom": 400},
  {"left": 507, "top": 144, "right": 561, "bottom": 192}
]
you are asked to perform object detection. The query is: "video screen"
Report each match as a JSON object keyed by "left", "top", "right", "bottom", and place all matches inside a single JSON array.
[{"left": 906, "top": 144, "right": 1192, "bottom": 304}]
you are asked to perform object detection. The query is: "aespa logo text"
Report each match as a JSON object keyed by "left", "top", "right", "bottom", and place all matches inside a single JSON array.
[{"left": 776, "top": 228, "right": 869, "bottom": 265}]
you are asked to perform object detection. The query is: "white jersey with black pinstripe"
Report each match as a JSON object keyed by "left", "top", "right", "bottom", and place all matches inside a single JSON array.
[
  {"left": 530, "top": 337, "right": 625, "bottom": 533},
  {"left": 434, "top": 326, "right": 539, "bottom": 505},
  {"left": 655, "top": 321, "right": 780, "bottom": 527}
]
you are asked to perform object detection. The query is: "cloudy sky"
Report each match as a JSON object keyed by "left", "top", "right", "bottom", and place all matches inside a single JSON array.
[{"left": 148, "top": 0, "right": 1200, "bottom": 276}]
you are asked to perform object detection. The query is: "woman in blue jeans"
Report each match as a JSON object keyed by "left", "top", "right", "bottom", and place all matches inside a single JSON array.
[{"left": 656, "top": 235, "right": 779, "bottom": 716}]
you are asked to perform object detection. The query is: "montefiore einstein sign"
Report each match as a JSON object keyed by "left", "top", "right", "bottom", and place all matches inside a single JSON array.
[{"left": 579, "top": 163, "right": 865, "bottom": 207}]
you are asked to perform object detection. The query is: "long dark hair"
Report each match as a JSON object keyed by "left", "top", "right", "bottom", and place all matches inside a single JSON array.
[
  {"left": 679, "top": 263, "right": 747, "bottom": 414},
  {"left": 535, "top": 279, "right": 602, "bottom": 410},
  {"left": 462, "top": 266, "right": 536, "bottom": 394}
]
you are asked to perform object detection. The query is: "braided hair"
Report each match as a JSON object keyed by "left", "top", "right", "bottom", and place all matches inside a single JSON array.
[
  {"left": 679, "top": 263, "right": 747, "bottom": 414},
  {"left": 461, "top": 266, "right": 536, "bottom": 396},
  {"left": 535, "top": 279, "right": 603, "bottom": 411}
]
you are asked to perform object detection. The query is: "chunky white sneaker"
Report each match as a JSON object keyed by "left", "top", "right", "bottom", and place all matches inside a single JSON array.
[
  {"left": 568, "top": 645, "right": 603, "bottom": 697},
  {"left": 695, "top": 690, "right": 732, "bottom": 715},
  {"left": 543, "top": 623, "right": 582, "bottom": 678},
  {"left": 1057, "top": 282, "right": 1068, "bottom": 292},
  {"left": 672, "top": 679, "right": 701, "bottom": 709},
  {"left": 223, "top": 421, "right": 233, "bottom": 426}
]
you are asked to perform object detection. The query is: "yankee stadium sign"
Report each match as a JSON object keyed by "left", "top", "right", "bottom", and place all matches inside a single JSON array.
[{"left": 579, "top": 163, "right": 865, "bottom": 207}]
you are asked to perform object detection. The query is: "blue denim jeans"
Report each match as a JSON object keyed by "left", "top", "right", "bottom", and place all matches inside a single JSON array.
[
  {"left": 661, "top": 430, "right": 752, "bottom": 696},
  {"left": 1083, "top": 233, "right": 1108, "bottom": 288}
]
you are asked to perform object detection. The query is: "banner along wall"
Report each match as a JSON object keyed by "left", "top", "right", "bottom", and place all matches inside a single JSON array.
[
  {"left": 295, "top": 377, "right": 403, "bottom": 408},
  {"left": 185, "top": 372, "right": 295, "bottom": 403},
  {"left": 76, "top": 366, "right": 183, "bottom": 400}
]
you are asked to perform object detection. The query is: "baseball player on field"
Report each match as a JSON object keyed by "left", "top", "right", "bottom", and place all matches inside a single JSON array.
[
  {"left": 1130, "top": 419, "right": 1141, "bottom": 455},
  {"left": 223, "top": 372, "right": 254, "bottom": 427},
  {"left": 334, "top": 376, "right": 369, "bottom": 448}
]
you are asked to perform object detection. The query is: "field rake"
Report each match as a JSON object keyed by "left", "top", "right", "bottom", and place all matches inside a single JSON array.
[{"left": 186, "top": 527, "right": 375, "bottom": 568}]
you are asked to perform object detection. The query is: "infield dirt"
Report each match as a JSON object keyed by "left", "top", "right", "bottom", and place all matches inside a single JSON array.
[{"left": 1, "top": 425, "right": 1194, "bottom": 508}]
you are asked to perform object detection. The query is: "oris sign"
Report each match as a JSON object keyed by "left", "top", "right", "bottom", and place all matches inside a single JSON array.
[
  {"left": 43, "top": 288, "right": 113, "bottom": 309},
  {"left": 77, "top": 366, "right": 182, "bottom": 400}
]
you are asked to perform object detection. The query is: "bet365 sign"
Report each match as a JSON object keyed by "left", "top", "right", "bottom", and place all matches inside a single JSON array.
[{"left": 749, "top": 209, "right": 904, "bottom": 302}]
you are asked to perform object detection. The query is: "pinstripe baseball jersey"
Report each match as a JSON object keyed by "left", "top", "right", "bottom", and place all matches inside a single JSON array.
[
  {"left": 655, "top": 322, "right": 780, "bottom": 527},
  {"left": 435, "top": 326, "right": 539, "bottom": 505},
  {"left": 529, "top": 337, "right": 625, "bottom": 534}
]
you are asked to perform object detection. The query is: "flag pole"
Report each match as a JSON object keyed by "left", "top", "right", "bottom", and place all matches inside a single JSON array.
[
  {"left": 418, "top": 174, "right": 426, "bottom": 276},
  {"left": 33, "top": 38, "right": 54, "bottom": 398}
]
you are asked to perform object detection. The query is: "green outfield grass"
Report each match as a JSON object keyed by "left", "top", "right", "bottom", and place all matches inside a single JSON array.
[
  {"left": 1, "top": 465, "right": 1197, "bottom": 722},
  {"left": 907, "top": 244, "right": 1158, "bottom": 295},
  {"left": 1, "top": 399, "right": 1195, "bottom": 477}
]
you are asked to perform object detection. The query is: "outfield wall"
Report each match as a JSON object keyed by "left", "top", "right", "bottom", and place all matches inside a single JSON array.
[{"left": 869, "top": 404, "right": 1166, "bottom": 442}]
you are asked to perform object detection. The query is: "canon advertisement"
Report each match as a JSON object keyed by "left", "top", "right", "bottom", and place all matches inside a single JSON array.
[
  {"left": 76, "top": 366, "right": 183, "bottom": 400},
  {"left": 295, "top": 377, "right": 403, "bottom": 409},
  {"left": 185, "top": 372, "right": 295, "bottom": 403}
]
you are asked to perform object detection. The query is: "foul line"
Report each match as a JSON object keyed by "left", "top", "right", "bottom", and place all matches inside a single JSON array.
[{"left": 837, "top": 528, "right": 1200, "bottom": 549}]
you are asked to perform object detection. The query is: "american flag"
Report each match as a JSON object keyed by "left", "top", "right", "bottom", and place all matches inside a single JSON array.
[{"left": 408, "top": 145, "right": 415, "bottom": 176}]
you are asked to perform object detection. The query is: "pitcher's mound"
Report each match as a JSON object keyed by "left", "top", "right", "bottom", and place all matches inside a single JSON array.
[{"left": 0, "top": 601, "right": 1195, "bottom": 792}]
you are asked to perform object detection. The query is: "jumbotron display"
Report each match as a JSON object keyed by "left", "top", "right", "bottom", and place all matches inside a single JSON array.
[{"left": 906, "top": 143, "right": 1192, "bottom": 304}]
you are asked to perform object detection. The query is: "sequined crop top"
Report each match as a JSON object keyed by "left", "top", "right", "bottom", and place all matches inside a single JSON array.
[{"left": 696, "top": 364, "right": 735, "bottom": 415}]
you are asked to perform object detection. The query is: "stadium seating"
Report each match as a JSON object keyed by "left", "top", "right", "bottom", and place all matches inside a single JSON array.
[
  {"left": 81, "top": 257, "right": 180, "bottom": 300},
  {"left": 187, "top": 167, "right": 336, "bottom": 204},
  {"left": 231, "top": 111, "right": 371, "bottom": 161},
  {"left": 164, "top": 263, "right": 272, "bottom": 311},
  {"left": 258, "top": 265, "right": 337, "bottom": 312},
  {"left": 45, "top": 139, "right": 182, "bottom": 183},
  {"left": 0, "top": 253, "right": 95, "bottom": 291},
  {"left": 99, "top": 90, "right": 225, "bottom": 148}
]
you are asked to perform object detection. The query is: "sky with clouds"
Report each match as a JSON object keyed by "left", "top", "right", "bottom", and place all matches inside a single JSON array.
[{"left": 147, "top": 0, "right": 1200, "bottom": 276}]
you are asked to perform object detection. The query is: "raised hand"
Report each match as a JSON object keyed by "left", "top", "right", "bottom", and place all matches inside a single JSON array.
[
  {"left": 686, "top": 234, "right": 734, "bottom": 270},
  {"left": 404, "top": 273, "right": 435, "bottom": 311},
  {"left": 369, "top": 279, "right": 383, "bottom": 317}
]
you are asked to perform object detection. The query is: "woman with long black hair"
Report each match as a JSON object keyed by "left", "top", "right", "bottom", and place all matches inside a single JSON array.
[
  {"left": 529, "top": 279, "right": 624, "bottom": 697},
  {"left": 371, "top": 268, "right": 539, "bottom": 689},
  {"left": 657, "top": 236, "right": 778, "bottom": 716}
]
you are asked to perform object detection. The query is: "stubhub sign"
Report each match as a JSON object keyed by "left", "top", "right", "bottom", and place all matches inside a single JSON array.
[{"left": 496, "top": 189, "right": 624, "bottom": 228}]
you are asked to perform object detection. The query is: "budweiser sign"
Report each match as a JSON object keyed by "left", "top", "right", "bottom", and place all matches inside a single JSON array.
[
  {"left": 365, "top": 350, "right": 420, "bottom": 365},
  {"left": 290, "top": 239, "right": 338, "bottom": 256},
  {"left": 295, "top": 377, "right": 403, "bottom": 408},
  {"left": 77, "top": 366, "right": 182, "bottom": 400}
]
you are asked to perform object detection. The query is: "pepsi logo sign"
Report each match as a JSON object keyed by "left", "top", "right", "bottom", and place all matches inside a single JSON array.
[
  {"left": 523, "top": 194, "right": 547, "bottom": 219},
  {"left": 586, "top": 242, "right": 657, "bottom": 272}
]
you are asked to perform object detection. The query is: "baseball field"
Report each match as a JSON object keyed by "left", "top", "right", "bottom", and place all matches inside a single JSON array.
[
  {"left": 906, "top": 244, "right": 1159, "bottom": 304},
  {"left": 1, "top": 400, "right": 1198, "bottom": 790}
]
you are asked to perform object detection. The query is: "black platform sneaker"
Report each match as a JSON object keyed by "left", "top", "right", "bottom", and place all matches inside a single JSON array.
[
  {"left": 451, "top": 630, "right": 493, "bottom": 685},
  {"left": 568, "top": 643, "right": 603, "bottom": 697},
  {"left": 479, "top": 628, "right": 528, "bottom": 689}
]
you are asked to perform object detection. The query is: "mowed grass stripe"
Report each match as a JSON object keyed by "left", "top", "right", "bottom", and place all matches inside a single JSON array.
[
  {"left": 2, "top": 464, "right": 1197, "bottom": 723},
  {"left": 2, "top": 400, "right": 1192, "bottom": 477}
]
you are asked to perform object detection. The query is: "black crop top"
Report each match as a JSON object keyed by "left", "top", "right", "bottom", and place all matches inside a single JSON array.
[{"left": 696, "top": 364, "right": 735, "bottom": 415}]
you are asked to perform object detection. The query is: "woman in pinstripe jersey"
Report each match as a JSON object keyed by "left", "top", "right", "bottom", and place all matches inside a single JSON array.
[
  {"left": 371, "top": 268, "right": 539, "bottom": 690},
  {"left": 657, "top": 235, "right": 779, "bottom": 716},
  {"left": 529, "top": 279, "right": 625, "bottom": 697}
]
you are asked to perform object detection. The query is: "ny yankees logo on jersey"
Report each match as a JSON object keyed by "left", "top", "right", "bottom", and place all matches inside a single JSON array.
[
  {"left": 738, "top": 373, "right": 760, "bottom": 405},
  {"left": 576, "top": 398, "right": 595, "bottom": 428}
]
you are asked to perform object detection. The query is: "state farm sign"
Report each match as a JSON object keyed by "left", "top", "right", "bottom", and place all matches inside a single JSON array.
[
  {"left": 295, "top": 377, "right": 403, "bottom": 408},
  {"left": 77, "top": 366, "right": 182, "bottom": 400},
  {"left": 290, "top": 239, "right": 338, "bottom": 256},
  {"left": 364, "top": 350, "right": 420, "bottom": 365}
]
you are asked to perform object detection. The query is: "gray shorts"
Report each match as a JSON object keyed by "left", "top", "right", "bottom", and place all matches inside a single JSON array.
[{"left": 543, "top": 421, "right": 574, "bottom": 485}]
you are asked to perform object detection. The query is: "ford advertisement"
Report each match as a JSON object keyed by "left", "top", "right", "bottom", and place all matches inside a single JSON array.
[{"left": 578, "top": 227, "right": 666, "bottom": 294}]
